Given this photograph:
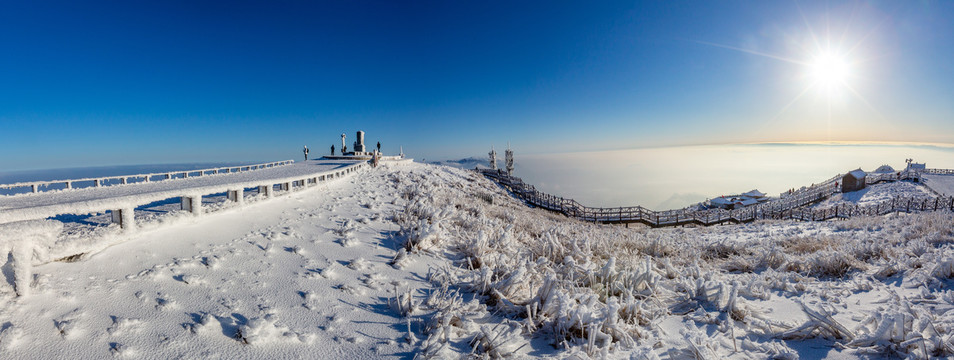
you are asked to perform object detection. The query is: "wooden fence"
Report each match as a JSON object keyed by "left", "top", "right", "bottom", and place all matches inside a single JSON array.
[{"left": 480, "top": 169, "right": 953, "bottom": 228}]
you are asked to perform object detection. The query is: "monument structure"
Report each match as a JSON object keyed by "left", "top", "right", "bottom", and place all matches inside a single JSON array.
[
  {"left": 322, "top": 130, "right": 404, "bottom": 161},
  {"left": 353, "top": 131, "right": 366, "bottom": 154}
]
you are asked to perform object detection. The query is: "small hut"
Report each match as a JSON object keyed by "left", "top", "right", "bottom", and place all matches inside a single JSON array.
[{"left": 842, "top": 169, "right": 867, "bottom": 193}]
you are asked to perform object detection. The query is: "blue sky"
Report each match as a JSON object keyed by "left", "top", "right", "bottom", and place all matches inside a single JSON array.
[{"left": 1, "top": 1, "right": 952, "bottom": 171}]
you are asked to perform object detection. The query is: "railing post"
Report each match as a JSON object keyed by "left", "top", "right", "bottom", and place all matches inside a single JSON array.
[
  {"left": 228, "top": 189, "right": 244, "bottom": 204},
  {"left": 65, "top": 181, "right": 71, "bottom": 189},
  {"left": 260, "top": 185, "right": 273, "bottom": 198},
  {"left": 181, "top": 196, "right": 202, "bottom": 215},
  {"left": 110, "top": 208, "right": 136, "bottom": 231},
  {"left": 94, "top": 179, "right": 100, "bottom": 187},
  {"left": 31, "top": 184, "right": 37, "bottom": 193}
]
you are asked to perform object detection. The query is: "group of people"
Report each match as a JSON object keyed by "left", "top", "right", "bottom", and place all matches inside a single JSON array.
[{"left": 303, "top": 141, "right": 383, "bottom": 160}]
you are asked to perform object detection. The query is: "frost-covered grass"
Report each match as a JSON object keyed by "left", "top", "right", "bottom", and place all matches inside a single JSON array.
[{"left": 390, "top": 163, "right": 954, "bottom": 358}]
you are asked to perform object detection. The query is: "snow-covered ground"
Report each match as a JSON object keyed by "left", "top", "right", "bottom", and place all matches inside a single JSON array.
[
  {"left": 814, "top": 180, "right": 935, "bottom": 209},
  {"left": 0, "top": 161, "right": 437, "bottom": 358},
  {"left": 2, "top": 161, "right": 954, "bottom": 358},
  {"left": 925, "top": 174, "right": 954, "bottom": 197}
]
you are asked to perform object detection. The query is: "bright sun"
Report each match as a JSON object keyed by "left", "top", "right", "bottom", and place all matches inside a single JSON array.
[{"left": 808, "top": 52, "right": 850, "bottom": 88}]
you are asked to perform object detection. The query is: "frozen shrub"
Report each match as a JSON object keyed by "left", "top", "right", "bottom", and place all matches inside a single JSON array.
[
  {"left": 470, "top": 323, "right": 527, "bottom": 357},
  {"left": 932, "top": 258, "right": 954, "bottom": 279},
  {"left": 782, "top": 236, "right": 836, "bottom": 255},
  {"left": 804, "top": 250, "right": 864, "bottom": 278},
  {"left": 702, "top": 240, "right": 746, "bottom": 260}
]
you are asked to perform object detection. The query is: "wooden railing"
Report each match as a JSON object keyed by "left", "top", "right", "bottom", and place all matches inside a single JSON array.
[
  {"left": 0, "top": 160, "right": 295, "bottom": 195},
  {"left": 480, "top": 169, "right": 952, "bottom": 228},
  {"left": 925, "top": 168, "right": 954, "bottom": 175}
]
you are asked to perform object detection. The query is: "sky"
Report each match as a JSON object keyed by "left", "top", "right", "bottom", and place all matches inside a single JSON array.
[{"left": 1, "top": 0, "right": 952, "bottom": 171}]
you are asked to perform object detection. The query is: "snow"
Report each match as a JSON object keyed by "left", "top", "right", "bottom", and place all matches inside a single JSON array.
[
  {"left": 0, "top": 160, "right": 363, "bottom": 225},
  {"left": 815, "top": 180, "right": 935, "bottom": 209},
  {"left": 0, "top": 161, "right": 953, "bottom": 358},
  {"left": 872, "top": 165, "right": 895, "bottom": 174},
  {"left": 847, "top": 169, "right": 866, "bottom": 180},
  {"left": 924, "top": 173, "right": 954, "bottom": 197},
  {"left": 0, "top": 160, "right": 436, "bottom": 358}
]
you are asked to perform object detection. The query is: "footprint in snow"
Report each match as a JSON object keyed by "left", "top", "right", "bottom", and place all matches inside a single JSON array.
[
  {"left": 53, "top": 309, "right": 83, "bottom": 338},
  {"left": 0, "top": 322, "right": 23, "bottom": 350},
  {"left": 107, "top": 316, "right": 142, "bottom": 336}
]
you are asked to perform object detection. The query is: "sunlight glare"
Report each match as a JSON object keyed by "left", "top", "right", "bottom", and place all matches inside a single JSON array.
[{"left": 809, "top": 52, "right": 850, "bottom": 88}]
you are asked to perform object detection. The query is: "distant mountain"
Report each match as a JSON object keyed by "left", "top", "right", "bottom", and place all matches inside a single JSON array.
[{"left": 427, "top": 157, "right": 491, "bottom": 170}]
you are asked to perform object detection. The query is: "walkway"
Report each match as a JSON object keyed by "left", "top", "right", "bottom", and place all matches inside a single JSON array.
[
  {"left": 481, "top": 169, "right": 953, "bottom": 228},
  {"left": 0, "top": 160, "right": 367, "bottom": 226}
]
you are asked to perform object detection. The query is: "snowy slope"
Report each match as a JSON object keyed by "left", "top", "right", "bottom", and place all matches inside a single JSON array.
[
  {"left": 814, "top": 180, "right": 935, "bottom": 209},
  {"left": 924, "top": 174, "right": 954, "bottom": 197},
  {"left": 0, "top": 161, "right": 437, "bottom": 358},
  {"left": 2, "top": 162, "right": 954, "bottom": 359}
]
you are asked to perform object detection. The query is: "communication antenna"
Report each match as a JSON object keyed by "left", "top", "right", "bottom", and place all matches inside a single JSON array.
[
  {"left": 504, "top": 142, "right": 514, "bottom": 176},
  {"left": 488, "top": 146, "right": 497, "bottom": 170}
]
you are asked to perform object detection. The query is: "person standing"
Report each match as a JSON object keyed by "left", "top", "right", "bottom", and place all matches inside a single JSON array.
[
  {"left": 377, "top": 141, "right": 381, "bottom": 152},
  {"left": 331, "top": 144, "right": 335, "bottom": 155},
  {"left": 303, "top": 145, "right": 309, "bottom": 161}
]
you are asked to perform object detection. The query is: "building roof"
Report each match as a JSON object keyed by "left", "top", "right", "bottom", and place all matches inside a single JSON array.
[
  {"left": 742, "top": 189, "right": 766, "bottom": 198},
  {"left": 846, "top": 169, "right": 867, "bottom": 180},
  {"left": 872, "top": 165, "right": 895, "bottom": 174}
]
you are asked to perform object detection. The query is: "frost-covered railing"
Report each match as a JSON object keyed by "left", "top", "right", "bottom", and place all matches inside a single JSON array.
[
  {"left": 925, "top": 168, "right": 954, "bottom": 175},
  {"left": 0, "top": 160, "right": 370, "bottom": 296},
  {"left": 480, "top": 169, "right": 954, "bottom": 228},
  {"left": 0, "top": 161, "right": 368, "bottom": 229},
  {"left": 0, "top": 160, "right": 295, "bottom": 195},
  {"left": 865, "top": 171, "right": 921, "bottom": 185}
]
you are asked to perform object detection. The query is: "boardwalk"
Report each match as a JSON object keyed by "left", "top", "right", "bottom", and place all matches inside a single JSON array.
[
  {"left": 480, "top": 169, "right": 954, "bottom": 228},
  {"left": 0, "top": 160, "right": 368, "bottom": 228}
]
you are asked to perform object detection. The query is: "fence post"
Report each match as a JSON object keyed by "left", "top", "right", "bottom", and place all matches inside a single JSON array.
[
  {"left": 110, "top": 208, "right": 136, "bottom": 231},
  {"left": 65, "top": 181, "right": 71, "bottom": 189},
  {"left": 228, "top": 189, "right": 244, "bottom": 204},
  {"left": 31, "top": 184, "right": 37, "bottom": 193},
  {"left": 181, "top": 196, "right": 202, "bottom": 215}
]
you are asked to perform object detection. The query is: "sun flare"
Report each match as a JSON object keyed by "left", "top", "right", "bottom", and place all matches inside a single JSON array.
[{"left": 809, "top": 52, "right": 850, "bottom": 88}]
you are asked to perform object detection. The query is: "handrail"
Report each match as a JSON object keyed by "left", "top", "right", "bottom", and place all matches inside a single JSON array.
[
  {"left": 0, "top": 160, "right": 296, "bottom": 194},
  {"left": 925, "top": 168, "right": 954, "bottom": 175}
]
